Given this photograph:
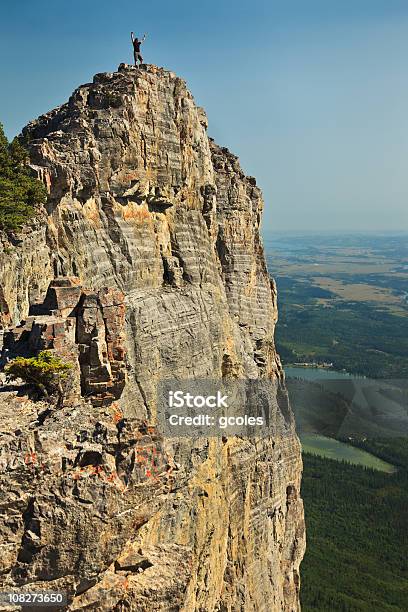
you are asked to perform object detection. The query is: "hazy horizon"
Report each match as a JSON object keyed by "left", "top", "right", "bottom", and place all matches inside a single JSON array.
[
  {"left": 262, "top": 228, "right": 408, "bottom": 236},
  {"left": 1, "top": 0, "right": 408, "bottom": 233}
]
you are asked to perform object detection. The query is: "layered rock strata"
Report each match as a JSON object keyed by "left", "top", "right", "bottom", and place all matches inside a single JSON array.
[{"left": 0, "top": 64, "right": 305, "bottom": 611}]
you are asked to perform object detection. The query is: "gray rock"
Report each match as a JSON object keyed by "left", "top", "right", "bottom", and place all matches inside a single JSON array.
[{"left": 0, "top": 63, "right": 305, "bottom": 611}]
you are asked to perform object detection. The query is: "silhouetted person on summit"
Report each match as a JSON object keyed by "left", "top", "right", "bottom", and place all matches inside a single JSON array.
[{"left": 131, "top": 32, "right": 147, "bottom": 66}]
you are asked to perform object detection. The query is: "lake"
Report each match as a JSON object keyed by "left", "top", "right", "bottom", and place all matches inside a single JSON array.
[
  {"left": 300, "top": 433, "right": 396, "bottom": 473},
  {"left": 285, "top": 366, "right": 362, "bottom": 381},
  {"left": 286, "top": 366, "right": 397, "bottom": 472}
]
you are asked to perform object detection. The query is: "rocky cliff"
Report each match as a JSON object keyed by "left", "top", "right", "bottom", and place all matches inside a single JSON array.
[{"left": 0, "top": 64, "right": 305, "bottom": 611}]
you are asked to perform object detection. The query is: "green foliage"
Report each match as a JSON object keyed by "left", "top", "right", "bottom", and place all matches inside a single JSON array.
[
  {"left": 5, "top": 350, "right": 72, "bottom": 397},
  {"left": 0, "top": 122, "right": 47, "bottom": 231},
  {"left": 276, "top": 288, "right": 408, "bottom": 378},
  {"left": 301, "top": 439, "right": 408, "bottom": 611}
]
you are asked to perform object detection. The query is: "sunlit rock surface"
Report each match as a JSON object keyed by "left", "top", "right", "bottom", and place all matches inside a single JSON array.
[{"left": 0, "top": 64, "right": 305, "bottom": 611}]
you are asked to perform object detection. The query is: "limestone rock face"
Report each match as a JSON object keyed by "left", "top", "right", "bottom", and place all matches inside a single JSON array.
[{"left": 0, "top": 64, "right": 305, "bottom": 610}]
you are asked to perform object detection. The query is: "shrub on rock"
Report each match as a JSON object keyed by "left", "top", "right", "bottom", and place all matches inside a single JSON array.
[{"left": 5, "top": 350, "right": 72, "bottom": 399}]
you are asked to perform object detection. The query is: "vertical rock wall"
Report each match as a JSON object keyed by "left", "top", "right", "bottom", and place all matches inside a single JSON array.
[{"left": 0, "top": 64, "right": 305, "bottom": 610}]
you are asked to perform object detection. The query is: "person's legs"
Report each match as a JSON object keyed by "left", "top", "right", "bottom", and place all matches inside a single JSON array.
[
  {"left": 138, "top": 53, "right": 144, "bottom": 65},
  {"left": 134, "top": 50, "right": 138, "bottom": 66}
]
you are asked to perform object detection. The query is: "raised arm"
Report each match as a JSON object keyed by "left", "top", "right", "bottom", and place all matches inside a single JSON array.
[
  {"left": 131, "top": 31, "right": 135, "bottom": 43},
  {"left": 142, "top": 33, "right": 147, "bottom": 42}
]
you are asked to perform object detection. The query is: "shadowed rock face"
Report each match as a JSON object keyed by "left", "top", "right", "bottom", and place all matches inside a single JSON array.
[{"left": 0, "top": 64, "right": 305, "bottom": 610}]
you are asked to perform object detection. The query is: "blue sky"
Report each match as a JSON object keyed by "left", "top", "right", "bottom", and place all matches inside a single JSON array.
[{"left": 1, "top": 0, "right": 408, "bottom": 231}]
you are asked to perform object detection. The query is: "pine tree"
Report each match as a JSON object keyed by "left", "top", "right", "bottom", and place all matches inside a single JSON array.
[{"left": 0, "top": 123, "right": 47, "bottom": 231}]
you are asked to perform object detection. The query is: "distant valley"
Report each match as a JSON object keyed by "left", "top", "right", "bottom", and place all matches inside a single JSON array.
[
  {"left": 265, "top": 232, "right": 408, "bottom": 378},
  {"left": 265, "top": 232, "right": 408, "bottom": 611}
]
